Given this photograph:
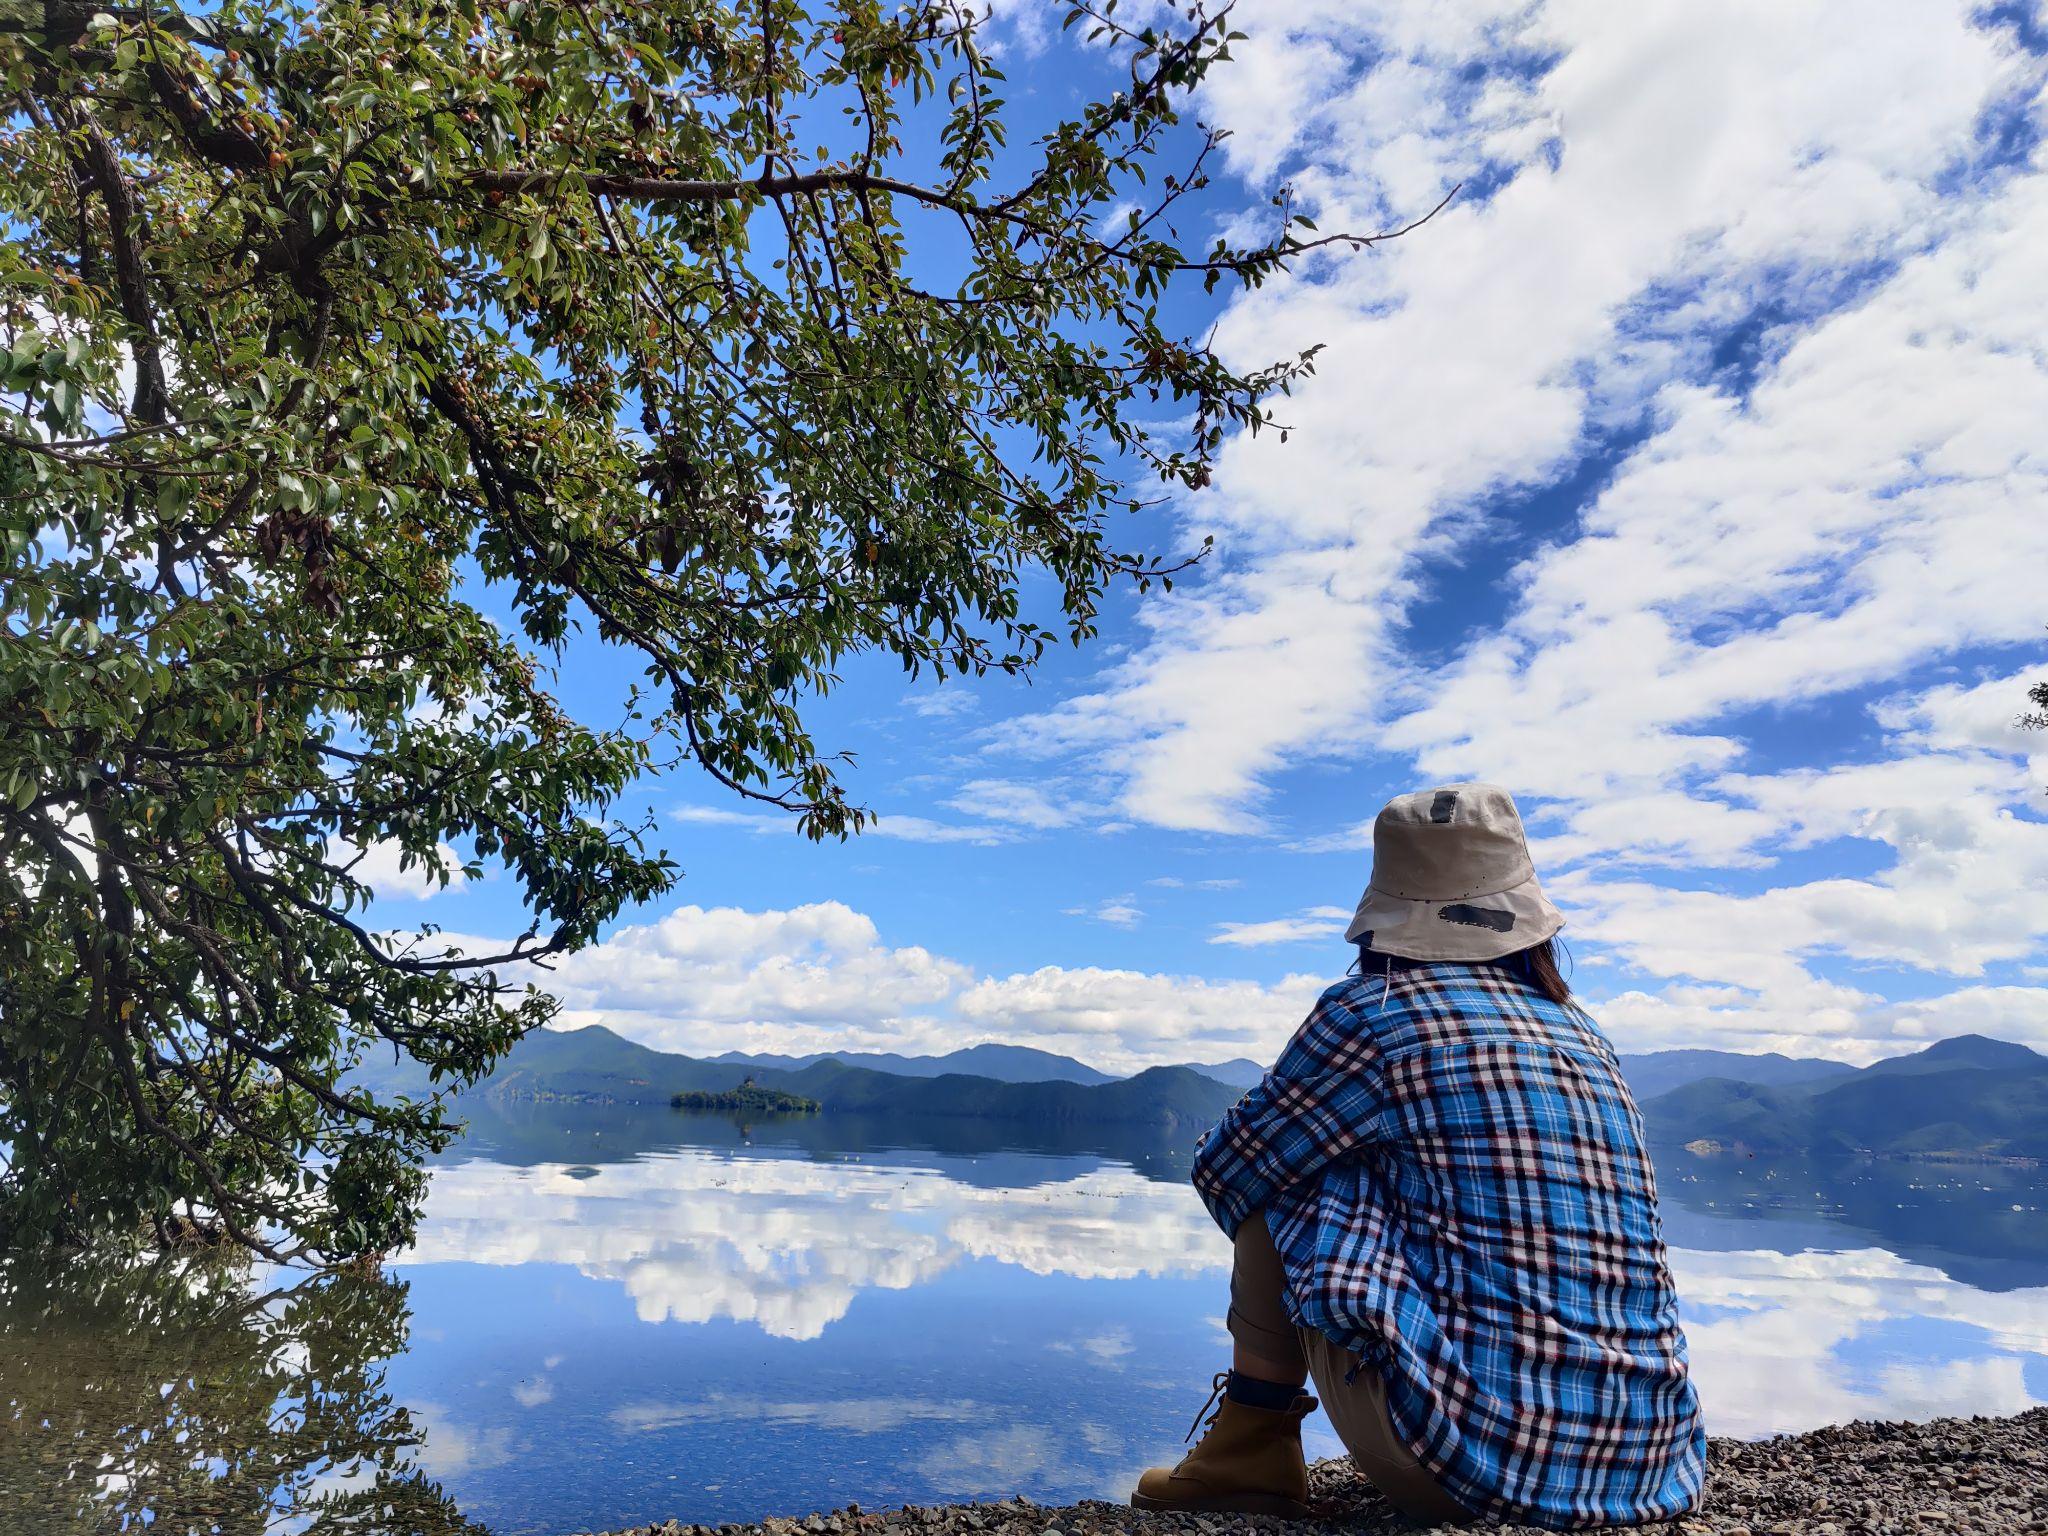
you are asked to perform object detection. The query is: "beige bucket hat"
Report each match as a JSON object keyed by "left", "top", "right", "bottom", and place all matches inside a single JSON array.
[{"left": 1342, "top": 782, "right": 1564, "bottom": 962}]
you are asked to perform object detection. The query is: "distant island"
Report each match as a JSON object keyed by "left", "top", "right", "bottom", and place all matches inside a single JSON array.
[
  {"left": 671, "top": 1084, "right": 820, "bottom": 1115},
  {"left": 347, "top": 1024, "right": 2047, "bottom": 1162}
]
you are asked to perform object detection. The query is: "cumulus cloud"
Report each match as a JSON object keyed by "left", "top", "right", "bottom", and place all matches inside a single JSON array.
[
  {"left": 404, "top": 1147, "right": 1229, "bottom": 1341},
  {"left": 1542, "top": 726, "right": 2048, "bottom": 1053},
  {"left": 544, "top": 901, "right": 973, "bottom": 1058},
  {"left": 954, "top": 964, "right": 1323, "bottom": 1067},
  {"left": 527, "top": 900, "right": 1319, "bottom": 1071}
]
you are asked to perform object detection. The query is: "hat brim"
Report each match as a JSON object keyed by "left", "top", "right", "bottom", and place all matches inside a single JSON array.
[{"left": 1342, "top": 876, "right": 1564, "bottom": 962}]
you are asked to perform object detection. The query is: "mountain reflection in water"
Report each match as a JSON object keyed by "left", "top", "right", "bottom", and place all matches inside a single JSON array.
[{"left": 4, "top": 1102, "right": 2044, "bottom": 1536}]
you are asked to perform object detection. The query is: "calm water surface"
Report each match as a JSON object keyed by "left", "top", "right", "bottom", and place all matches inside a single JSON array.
[{"left": 5, "top": 1103, "right": 2045, "bottom": 1535}]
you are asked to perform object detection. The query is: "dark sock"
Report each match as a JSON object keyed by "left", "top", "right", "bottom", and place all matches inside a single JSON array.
[{"left": 1224, "top": 1369, "right": 1302, "bottom": 1410}]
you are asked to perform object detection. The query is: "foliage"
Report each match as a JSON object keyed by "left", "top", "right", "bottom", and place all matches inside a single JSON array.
[
  {"left": 0, "top": 1247, "right": 486, "bottom": 1533},
  {"left": 0, "top": 0, "right": 1411, "bottom": 1259}
]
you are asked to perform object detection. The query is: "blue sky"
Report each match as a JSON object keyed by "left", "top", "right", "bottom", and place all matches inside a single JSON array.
[{"left": 388, "top": 0, "right": 2048, "bottom": 1073}]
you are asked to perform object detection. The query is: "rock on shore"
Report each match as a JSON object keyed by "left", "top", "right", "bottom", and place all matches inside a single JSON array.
[{"left": 584, "top": 1408, "right": 2046, "bottom": 1536}]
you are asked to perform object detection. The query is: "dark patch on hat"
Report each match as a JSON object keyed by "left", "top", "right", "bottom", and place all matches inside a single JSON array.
[
  {"left": 1429, "top": 790, "right": 1459, "bottom": 824},
  {"left": 1439, "top": 903, "right": 1515, "bottom": 933}
]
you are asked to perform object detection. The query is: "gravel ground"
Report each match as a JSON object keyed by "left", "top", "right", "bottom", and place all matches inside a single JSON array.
[{"left": 585, "top": 1408, "right": 2047, "bottom": 1536}]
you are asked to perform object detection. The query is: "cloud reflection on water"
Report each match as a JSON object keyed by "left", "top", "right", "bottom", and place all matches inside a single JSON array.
[
  {"left": 405, "top": 1147, "right": 1228, "bottom": 1340},
  {"left": 397, "top": 1135, "right": 2048, "bottom": 1442}
]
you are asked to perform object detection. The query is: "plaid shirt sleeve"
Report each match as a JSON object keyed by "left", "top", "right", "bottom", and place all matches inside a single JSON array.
[{"left": 1190, "top": 982, "right": 1391, "bottom": 1239}]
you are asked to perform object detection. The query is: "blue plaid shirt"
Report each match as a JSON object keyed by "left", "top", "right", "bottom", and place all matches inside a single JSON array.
[{"left": 1192, "top": 962, "right": 1706, "bottom": 1528}]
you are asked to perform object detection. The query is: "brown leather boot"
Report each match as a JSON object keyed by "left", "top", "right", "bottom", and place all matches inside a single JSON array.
[{"left": 1131, "top": 1371, "right": 1318, "bottom": 1518}]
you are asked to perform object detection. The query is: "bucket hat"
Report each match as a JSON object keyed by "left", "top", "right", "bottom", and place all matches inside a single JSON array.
[{"left": 1342, "top": 782, "right": 1564, "bottom": 962}]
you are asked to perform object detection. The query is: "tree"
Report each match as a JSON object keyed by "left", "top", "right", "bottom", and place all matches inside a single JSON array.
[{"left": 0, "top": 0, "right": 1421, "bottom": 1260}]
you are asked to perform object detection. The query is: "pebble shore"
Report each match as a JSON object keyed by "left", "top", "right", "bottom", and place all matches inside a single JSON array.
[{"left": 584, "top": 1408, "right": 2046, "bottom": 1536}]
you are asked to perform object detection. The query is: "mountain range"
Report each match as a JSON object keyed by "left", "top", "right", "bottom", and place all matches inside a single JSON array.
[
  {"left": 1614, "top": 1047, "right": 1857, "bottom": 1102},
  {"left": 352, "top": 1025, "right": 1242, "bottom": 1129},
  {"left": 350, "top": 1026, "right": 2047, "bottom": 1159},
  {"left": 710, "top": 1045, "right": 1269, "bottom": 1089},
  {"left": 710, "top": 1043, "right": 1118, "bottom": 1086},
  {"left": 1640, "top": 1034, "right": 2047, "bottom": 1160}
]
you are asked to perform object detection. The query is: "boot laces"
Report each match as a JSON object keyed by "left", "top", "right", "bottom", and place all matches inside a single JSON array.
[{"left": 1184, "top": 1369, "right": 1230, "bottom": 1443}]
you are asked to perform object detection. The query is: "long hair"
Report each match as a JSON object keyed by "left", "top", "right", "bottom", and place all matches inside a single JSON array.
[{"left": 1354, "top": 935, "right": 1576, "bottom": 1008}]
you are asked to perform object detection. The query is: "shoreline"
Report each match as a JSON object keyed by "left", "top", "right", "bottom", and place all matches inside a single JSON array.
[{"left": 582, "top": 1409, "right": 2047, "bottom": 1536}]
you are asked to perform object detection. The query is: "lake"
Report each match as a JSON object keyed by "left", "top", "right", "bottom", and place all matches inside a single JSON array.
[{"left": 5, "top": 1103, "right": 2045, "bottom": 1535}]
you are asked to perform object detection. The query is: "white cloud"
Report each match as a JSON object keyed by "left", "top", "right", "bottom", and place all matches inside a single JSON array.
[
  {"left": 1385, "top": 168, "right": 2048, "bottom": 813},
  {"left": 1064, "top": 894, "right": 1145, "bottom": 928},
  {"left": 343, "top": 838, "right": 467, "bottom": 902},
  {"left": 669, "top": 804, "right": 1013, "bottom": 844},
  {"left": 955, "top": 964, "right": 1322, "bottom": 1067},
  {"left": 1283, "top": 820, "right": 1376, "bottom": 855},
  {"left": 670, "top": 803, "right": 784, "bottom": 833},
  {"left": 403, "top": 1146, "right": 1229, "bottom": 1341},
  {"left": 526, "top": 900, "right": 1319, "bottom": 1071},
  {"left": 484, "top": 824, "right": 2048, "bottom": 1061},
  {"left": 946, "top": 778, "right": 1080, "bottom": 830},
  {"left": 907, "top": 689, "right": 978, "bottom": 719},
  {"left": 1550, "top": 756, "right": 2048, "bottom": 1054},
  {"left": 1877, "top": 667, "right": 2048, "bottom": 759},
  {"left": 867, "top": 813, "right": 1016, "bottom": 845},
  {"left": 545, "top": 901, "right": 972, "bottom": 1057},
  {"left": 1208, "top": 905, "right": 1354, "bottom": 947}
]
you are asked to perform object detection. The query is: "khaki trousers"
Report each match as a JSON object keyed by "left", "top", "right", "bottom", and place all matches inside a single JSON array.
[{"left": 1227, "top": 1212, "right": 1473, "bottom": 1526}]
